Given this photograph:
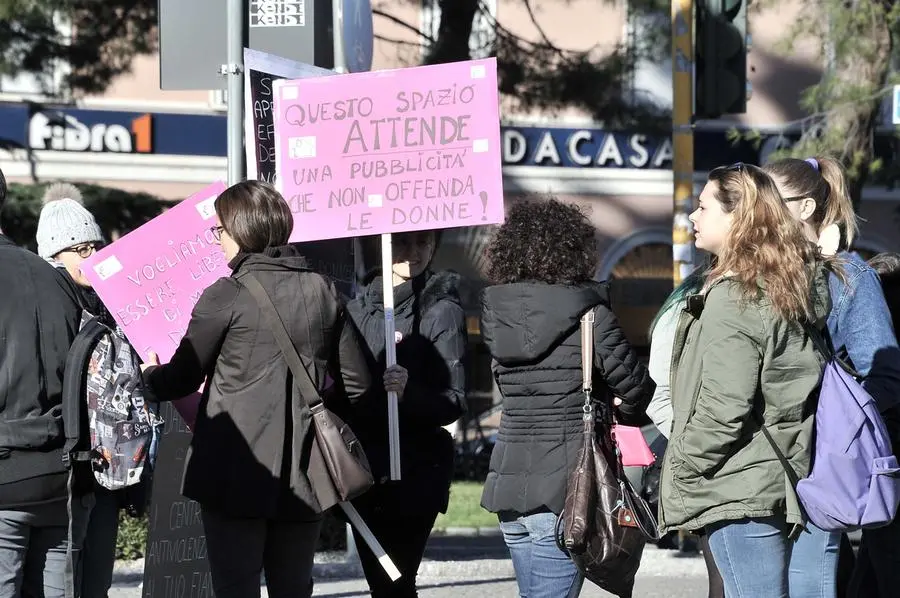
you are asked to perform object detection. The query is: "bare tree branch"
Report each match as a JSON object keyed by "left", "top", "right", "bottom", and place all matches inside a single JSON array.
[
  {"left": 373, "top": 8, "right": 435, "bottom": 44},
  {"left": 522, "top": 0, "right": 564, "bottom": 55},
  {"left": 374, "top": 33, "right": 426, "bottom": 49}
]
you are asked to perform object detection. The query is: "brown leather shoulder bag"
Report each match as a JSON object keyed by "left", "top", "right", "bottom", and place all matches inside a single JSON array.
[
  {"left": 240, "top": 273, "right": 373, "bottom": 512},
  {"left": 556, "top": 309, "right": 659, "bottom": 597}
]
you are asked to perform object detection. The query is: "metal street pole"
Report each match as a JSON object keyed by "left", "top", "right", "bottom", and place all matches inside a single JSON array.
[
  {"left": 333, "top": 0, "right": 347, "bottom": 74},
  {"left": 224, "top": 0, "right": 245, "bottom": 186},
  {"left": 671, "top": 0, "right": 695, "bottom": 286}
]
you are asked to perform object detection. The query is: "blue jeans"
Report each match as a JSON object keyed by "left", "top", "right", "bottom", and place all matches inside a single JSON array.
[
  {"left": 706, "top": 517, "right": 792, "bottom": 598},
  {"left": 498, "top": 511, "right": 583, "bottom": 598},
  {"left": 789, "top": 523, "right": 840, "bottom": 598}
]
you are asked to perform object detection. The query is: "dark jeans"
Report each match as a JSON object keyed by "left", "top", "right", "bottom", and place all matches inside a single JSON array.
[
  {"left": 848, "top": 516, "right": 900, "bottom": 597},
  {"left": 201, "top": 507, "right": 322, "bottom": 598},
  {"left": 352, "top": 487, "right": 440, "bottom": 598},
  {"left": 0, "top": 496, "right": 93, "bottom": 598},
  {"left": 80, "top": 487, "right": 119, "bottom": 598}
]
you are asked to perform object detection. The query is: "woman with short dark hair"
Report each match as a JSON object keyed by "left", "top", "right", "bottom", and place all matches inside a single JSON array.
[
  {"left": 479, "top": 198, "right": 654, "bottom": 598},
  {"left": 141, "top": 180, "right": 371, "bottom": 598}
]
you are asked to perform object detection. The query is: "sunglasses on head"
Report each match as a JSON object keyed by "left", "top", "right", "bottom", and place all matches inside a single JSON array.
[{"left": 725, "top": 162, "right": 807, "bottom": 202}]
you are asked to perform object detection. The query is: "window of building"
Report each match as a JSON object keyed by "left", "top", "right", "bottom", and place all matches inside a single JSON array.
[
  {"left": 0, "top": 13, "right": 71, "bottom": 101},
  {"left": 624, "top": 2, "right": 672, "bottom": 112},
  {"left": 607, "top": 242, "right": 674, "bottom": 354}
]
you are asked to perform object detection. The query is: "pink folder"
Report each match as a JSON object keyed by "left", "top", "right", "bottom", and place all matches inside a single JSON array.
[{"left": 613, "top": 425, "right": 656, "bottom": 467}]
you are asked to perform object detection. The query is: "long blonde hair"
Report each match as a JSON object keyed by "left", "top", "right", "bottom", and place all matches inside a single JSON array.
[
  {"left": 762, "top": 156, "right": 858, "bottom": 248},
  {"left": 707, "top": 163, "right": 822, "bottom": 322}
]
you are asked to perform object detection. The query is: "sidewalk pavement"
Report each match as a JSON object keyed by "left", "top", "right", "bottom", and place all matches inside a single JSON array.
[{"left": 112, "top": 527, "right": 708, "bottom": 587}]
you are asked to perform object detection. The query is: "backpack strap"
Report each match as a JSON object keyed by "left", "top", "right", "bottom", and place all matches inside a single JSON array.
[
  {"left": 61, "top": 316, "right": 105, "bottom": 468},
  {"left": 758, "top": 424, "right": 807, "bottom": 540},
  {"left": 801, "top": 320, "right": 860, "bottom": 378},
  {"left": 237, "top": 273, "right": 324, "bottom": 411},
  {"left": 756, "top": 321, "right": 838, "bottom": 540}
]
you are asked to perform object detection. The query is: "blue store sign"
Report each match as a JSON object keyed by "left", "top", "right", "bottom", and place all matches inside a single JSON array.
[
  {"left": 0, "top": 102, "right": 896, "bottom": 177},
  {"left": 0, "top": 104, "right": 225, "bottom": 157},
  {"left": 502, "top": 128, "right": 674, "bottom": 169}
]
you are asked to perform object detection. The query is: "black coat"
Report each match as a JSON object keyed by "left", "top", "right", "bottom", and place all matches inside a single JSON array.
[
  {"left": 346, "top": 270, "right": 467, "bottom": 513},
  {"left": 143, "top": 247, "right": 371, "bottom": 518},
  {"left": 0, "top": 235, "right": 82, "bottom": 508},
  {"left": 479, "top": 281, "right": 654, "bottom": 516}
]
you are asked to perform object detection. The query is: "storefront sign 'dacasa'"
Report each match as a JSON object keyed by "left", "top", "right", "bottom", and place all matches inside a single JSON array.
[{"left": 502, "top": 127, "right": 673, "bottom": 170}]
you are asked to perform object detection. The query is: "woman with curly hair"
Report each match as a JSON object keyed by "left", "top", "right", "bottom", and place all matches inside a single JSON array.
[
  {"left": 479, "top": 198, "right": 654, "bottom": 598},
  {"left": 658, "top": 163, "right": 832, "bottom": 597}
]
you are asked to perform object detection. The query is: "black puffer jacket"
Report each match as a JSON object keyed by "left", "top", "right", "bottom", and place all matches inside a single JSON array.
[
  {"left": 346, "top": 270, "right": 467, "bottom": 513},
  {"left": 480, "top": 281, "right": 654, "bottom": 515}
]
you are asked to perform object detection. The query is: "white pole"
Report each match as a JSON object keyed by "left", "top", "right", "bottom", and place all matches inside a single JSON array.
[
  {"left": 332, "top": 0, "right": 347, "bottom": 74},
  {"left": 339, "top": 502, "right": 401, "bottom": 581},
  {"left": 381, "top": 233, "right": 402, "bottom": 480},
  {"left": 224, "top": 0, "right": 244, "bottom": 185}
]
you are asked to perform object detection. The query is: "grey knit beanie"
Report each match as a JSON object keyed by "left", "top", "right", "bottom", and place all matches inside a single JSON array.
[{"left": 36, "top": 183, "right": 104, "bottom": 259}]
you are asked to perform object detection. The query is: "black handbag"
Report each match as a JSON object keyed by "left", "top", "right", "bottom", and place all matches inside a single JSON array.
[
  {"left": 556, "top": 309, "right": 659, "bottom": 597},
  {"left": 240, "top": 274, "right": 374, "bottom": 512}
]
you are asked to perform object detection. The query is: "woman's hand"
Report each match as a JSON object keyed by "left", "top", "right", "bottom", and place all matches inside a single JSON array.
[
  {"left": 140, "top": 351, "right": 161, "bottom": 374},
  {"left": 383, "top": 364, "right": 409, "bottom": 400}
]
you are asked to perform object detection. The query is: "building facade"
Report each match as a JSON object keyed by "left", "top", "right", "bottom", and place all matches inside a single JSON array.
[{"left": 1, "top": 1, "right": 899, "bottom": 408}]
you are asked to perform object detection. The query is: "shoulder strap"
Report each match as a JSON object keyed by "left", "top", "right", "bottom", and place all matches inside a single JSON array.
[
  {"left": 801, "top": 320, "right": 860, "bottom": 378},
  {"left": 758, "top": 422, "right": 808, "bottom": 540},
  {"left": 580, "top": 309, "right": 594, "bottom": 394},
  {"left": 758, "top": 426, "right": 802, "bottom": 489},
  {"left": 238, "top": 274, "right": 323, "bottom": 410},
  {"left": 62, "top": 316, "right": 106, "bottom": 467}
]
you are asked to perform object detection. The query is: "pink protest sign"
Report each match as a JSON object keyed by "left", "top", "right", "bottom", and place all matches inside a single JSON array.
[
  {"left": 81, "top": 181, "right": 229, "bottom": 363},
  {"left": 273, "top": 58, "right": 504, "bottom": 242}
]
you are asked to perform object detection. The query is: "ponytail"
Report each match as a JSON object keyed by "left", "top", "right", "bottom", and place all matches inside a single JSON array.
[{"left": 815, "top": 156, "right": 859, "bottom": 246}]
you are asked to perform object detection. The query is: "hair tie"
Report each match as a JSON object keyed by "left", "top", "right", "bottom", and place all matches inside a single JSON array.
[{"left": 805, "top": 157, "right": 819, "bottom": 171}]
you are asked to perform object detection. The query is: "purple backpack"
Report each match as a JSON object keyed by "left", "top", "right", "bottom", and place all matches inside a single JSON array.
[
  {"left": 766, "top": 326, "right": 900, "bottom": 532},
  {"left": 796, "top": 358, "right": 900, "bottom": 531}
]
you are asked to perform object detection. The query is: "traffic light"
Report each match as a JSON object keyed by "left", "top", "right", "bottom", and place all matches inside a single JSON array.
[{"left": 695, "top": 0, "right": 749, "bottom": 118}]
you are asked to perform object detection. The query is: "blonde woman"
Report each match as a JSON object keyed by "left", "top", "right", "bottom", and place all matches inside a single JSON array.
[{"left": 658, "top": 163, "right": 831, "bottom": 597}]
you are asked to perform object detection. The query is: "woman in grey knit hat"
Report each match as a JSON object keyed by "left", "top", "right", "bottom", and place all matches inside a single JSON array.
[
  {"left": 35, "top": 183, "right": 146, "bottom": 598},
  {"left": 36, "top": 182, "right": 105, "bottom": 289}
]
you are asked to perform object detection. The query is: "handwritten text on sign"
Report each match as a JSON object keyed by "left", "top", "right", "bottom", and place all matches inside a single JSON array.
[
  {"left": 273, "top": 58, "right": 503, "bottom": 242},
  {"left": 81, "top": 182, "right": 230, "bottom": 363}
]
